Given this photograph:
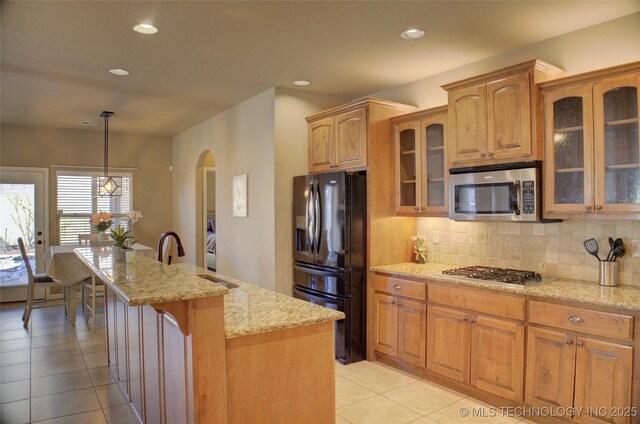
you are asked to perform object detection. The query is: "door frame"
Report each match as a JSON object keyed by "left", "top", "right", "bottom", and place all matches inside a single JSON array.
[
  {"left": 0, "top": 166, "right": 49, "bottom": 301},
  {"left": 202, "top": 166, "right": 216, "bottom": 270}
]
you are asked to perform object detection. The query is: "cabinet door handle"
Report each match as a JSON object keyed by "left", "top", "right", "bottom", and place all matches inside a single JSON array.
[
  {"left": 390, "top": 300, "right": 396, "bottom": 305},
  {"left": 479, "top": 153, "right": 486, "bottom": 158},
  {"left": 393, "top": 284, "right": 401, "bottom": 290},
  {"left": 566, "top": 339, "right": 573, "bottom": 345},
  {"left": 595, "top": 205, "right": 602, "bottom": 211},
  {"left": 486, "top": 152, "right": 493, "bottom": 157},
  {"left": 577, "top": 341, "right": 584, "bottom": 347},
  {"left": 414, "top": 207, "right": 420, "bottom": 211},
  {"left": 470, "top": 318, "right": 476, "bottom": 324},
  {"left": 462, "top": 317, "right": 469, "bottom": 322},
  {"left": 420, "top": 207, "right": 425, "bottom": 211},
  {"left": 584, "top": 205, "right": 592, "bottom": 211},
  {"left": 568, "top": 316, "right": 584, "bottom": 323}
]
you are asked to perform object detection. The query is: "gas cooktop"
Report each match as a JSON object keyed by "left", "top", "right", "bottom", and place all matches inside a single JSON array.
[{"left": 441, "top": 266, "right": 553, "bottom": 286}]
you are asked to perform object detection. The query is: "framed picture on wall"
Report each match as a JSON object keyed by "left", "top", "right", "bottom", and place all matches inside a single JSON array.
[{"left": 232, "top": 174, "right": 248, "bottom": 217}]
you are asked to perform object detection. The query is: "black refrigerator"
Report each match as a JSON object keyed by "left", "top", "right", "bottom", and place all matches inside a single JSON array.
[{"left": 293, "top": 171, "right": 366, "bottom": 364}]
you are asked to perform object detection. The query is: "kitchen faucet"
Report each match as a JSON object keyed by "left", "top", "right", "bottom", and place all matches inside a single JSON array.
[{"left": 157, "top": 231, "right": 185, "bottom": 264}]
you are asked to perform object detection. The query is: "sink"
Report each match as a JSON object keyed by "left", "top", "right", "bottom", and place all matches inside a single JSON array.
[{"left": 197, "top": 274, "right": 239, "bottom": 289}]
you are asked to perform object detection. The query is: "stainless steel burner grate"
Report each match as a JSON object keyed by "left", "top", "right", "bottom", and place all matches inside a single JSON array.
[{"left": 441, "top": 266, "right": 544, "bottom": 285}]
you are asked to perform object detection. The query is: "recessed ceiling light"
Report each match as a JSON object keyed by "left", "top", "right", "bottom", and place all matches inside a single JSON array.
[
  {"left": 293, "top": 80, "right": 311, "bottom": 86},
  {"left": 80, "top": 121, "right": 98, "bottom": 127},
  {"left": 109, "top": 68, "right": 130, "bottom": 76},
  {"left": 132, "top": 23, "right": 159, "bottom": 35},
  {"left": 401, "top": 28, "right": 425, "bottom": 40}
]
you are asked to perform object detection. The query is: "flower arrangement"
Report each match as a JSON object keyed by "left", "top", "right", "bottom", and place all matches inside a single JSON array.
[
  {"left": 91, "top": 212, "right": 113, "bottom": 233},
  {"left": 411, "top": 235, "right": 427, "bottom": 264},
  {"left": 126, "top": 210, "right": 143, "bottom": 224}
]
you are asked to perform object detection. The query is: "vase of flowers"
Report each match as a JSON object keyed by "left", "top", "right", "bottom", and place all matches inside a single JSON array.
[
  {"left": 411, "top": 235, "right": 427, "bottom": 264},
  {"left": 91, "top": 212, "right": 113, "bottom": 240}
]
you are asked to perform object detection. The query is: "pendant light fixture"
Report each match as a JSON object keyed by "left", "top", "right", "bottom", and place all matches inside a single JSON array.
[{"left": 95, "top": 111, "right": 122, "bottom": 196}]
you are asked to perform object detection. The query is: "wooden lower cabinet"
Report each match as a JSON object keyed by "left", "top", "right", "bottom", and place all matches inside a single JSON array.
[
  {"left": 427, "top": 306, "right": 524, "bottom": 401},
  {"left": 525, "top": 327, "right": 576, "bottom": 409},
  {"left": 373, "top": 292, "right": 426, "bottom": 368},
  {"left": 471, "top": 315, "right": 524, "bottom": 401},
  {"left": 574, "top": 338, "right": 633, "bottom": 424},
  {"left": 526, "top": 327, "right": 634, "bottom": 423},
  {"left": 427, "top": 306, "right": 469, "bottom": 382}
]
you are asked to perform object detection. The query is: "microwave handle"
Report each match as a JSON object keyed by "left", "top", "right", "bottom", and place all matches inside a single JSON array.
[{"left": 513, "top": 181, "right": 521, "bottom": 216}]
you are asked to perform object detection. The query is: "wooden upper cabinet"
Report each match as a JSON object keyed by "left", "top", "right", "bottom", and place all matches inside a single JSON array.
[
  {"left": 308, "top": 117, "right": 334, "bottom": 173},
  {"left": 525, "top": 327, "right": 576, "bottom": 410},
  {"left": 443, "top": 60, "right": 564, "bottom": 167},
  {"left": 487, "top": 73, "right": 532, "bottom": 160},
  {"left": 574, "top": 338, "right": 633, "bottom": 424},
  {"left": 307, "top": 98, "right": 416, "bottom": 174},
  {"left": 470, "top": 315, "right": 524, "bottom": 402},
  {"left": 392, "top": 106, "right": 448, "bottom": 216},
  {"left": 449, "top": 85, "right": 487, "bottom": 163},
  {"left": 335, "top": 108, "right": 367, "bottom": 169},
  {"left": 541, "top": 62, "right": 640, "bottom": 218}
]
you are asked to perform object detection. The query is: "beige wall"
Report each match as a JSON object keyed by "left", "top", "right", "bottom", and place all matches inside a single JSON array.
[
  {"left": 371, "top": 12, "right": 640, "bottom": 287},
  {"left": 373, "top": 12, "right": 640, "bottom": 109},
  {"left": 274, "top": 88, "right": 349, "bottom": 295},
  {"left": 0, "top": 124, "right": 173, "bottom": 250},
  {"left": 172, "top": 88, "right": 277, "bottom": 289},
  {"left": 172, "top": 87, "right": 345, "bottom": 292}
]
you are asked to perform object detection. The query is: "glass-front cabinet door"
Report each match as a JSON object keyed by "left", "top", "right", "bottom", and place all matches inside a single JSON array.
[
  {"left": 543, "top": 84, "right": 594, "bottom": 215},
  {"left": 421, "top": 113, "right": 447, "bottom": 214},
  {"left": 395, "top": 121, "right": 420, "bottom": 213},
  {"left": 593, "top": 75, "right": 640, "bottom": 213}
]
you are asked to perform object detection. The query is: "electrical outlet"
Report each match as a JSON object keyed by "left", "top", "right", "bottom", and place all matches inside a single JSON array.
[{"left": 433, "top": 231, "right": 440, "bottom": 244}]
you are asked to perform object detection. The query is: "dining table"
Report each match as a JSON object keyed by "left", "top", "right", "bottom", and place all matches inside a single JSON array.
[{"left": 44, "top": 243, "right": 154, "bottom": 325}]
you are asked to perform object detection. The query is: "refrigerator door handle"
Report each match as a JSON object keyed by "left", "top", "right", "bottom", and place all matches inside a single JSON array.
[
  {"left": 306, "top": 183, "right": 314, "bottom": 252},
  {"left": 314, "top": 182, "right": 321, "bottom": 254},
  {"left": 294, "top": 264, "right": 342, "bottom": 277}
]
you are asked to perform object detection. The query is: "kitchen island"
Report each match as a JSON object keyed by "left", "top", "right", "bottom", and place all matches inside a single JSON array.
[{"left": 74, "top": 246, "right": 344, "bottom": 424}]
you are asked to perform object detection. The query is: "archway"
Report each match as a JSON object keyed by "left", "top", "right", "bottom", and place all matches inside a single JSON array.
[{"left": 195, "top": 150, "right": 216, "bottom": 269}]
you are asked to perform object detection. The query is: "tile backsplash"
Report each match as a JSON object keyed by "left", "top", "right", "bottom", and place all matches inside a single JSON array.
[{"left": 416, "top": 218, "right": 640, "bottom": 287}]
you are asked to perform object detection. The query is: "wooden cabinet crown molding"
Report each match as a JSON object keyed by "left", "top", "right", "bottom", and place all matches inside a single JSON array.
[
  {"left": 306, "top": 97, "right": 416, "bottom": 123},
  {"left": 539, "top": 60, "right": 640, "bottom": 90},
  {"left": 390, "top": 105, "right": 448, "bottom": 124},
  {"left": 441, "top": 59, "right": 565, "bottom": 92}
]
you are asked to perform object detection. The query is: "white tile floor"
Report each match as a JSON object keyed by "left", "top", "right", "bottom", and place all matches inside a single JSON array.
[
  {"left": 1, "top": 301, "right": 534, "bottom": 423},
  {"left": 0, "top": 302, "right": 135, "bottom": 424},
  {"left": 335, "top": 361, "right": 534, "bottom": 424}
]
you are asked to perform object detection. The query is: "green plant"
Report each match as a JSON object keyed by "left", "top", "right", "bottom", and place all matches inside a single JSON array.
[{"left": 109, "top": 226, "right": 136, "bottom": 247}]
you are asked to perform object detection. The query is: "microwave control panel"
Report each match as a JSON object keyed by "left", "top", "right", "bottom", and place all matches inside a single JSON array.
[{"left": 522, "top": 181, "right": 535, "bottom": 214}]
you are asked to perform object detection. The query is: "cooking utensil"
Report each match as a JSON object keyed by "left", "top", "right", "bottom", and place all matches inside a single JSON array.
[
  {"left": 609, "top": 244, "right": 627, "bottom": 261},
  {"left": 583, "top": 238, "right": 601, "bottom": 261},
  {"left": 606, "top": 237, "right": 623, "bottom": 261}
]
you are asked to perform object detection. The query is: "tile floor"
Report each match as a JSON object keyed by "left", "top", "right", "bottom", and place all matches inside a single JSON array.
[
  {"left": 1, "top": 301, "right": 534, "bottom": 423},
  {"left": 0, "top": 302, "right": 135, "bottom": 424}
]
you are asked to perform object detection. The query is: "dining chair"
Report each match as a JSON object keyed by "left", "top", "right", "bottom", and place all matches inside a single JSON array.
[
  {"left": 18, "top": 237, "right": 63, "bottom": 327},
  {"left": 78, "top": 234, "right": 104, "bottom": 331},
  {"left": 78, "top": 233, "right": 100, "bottom": 245}
]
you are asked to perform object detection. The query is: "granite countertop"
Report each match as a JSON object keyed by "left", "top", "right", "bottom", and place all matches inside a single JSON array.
[
  {"left": 74, "top": 246, "right": 344, "bottom": 339},
  {"left": 371, "top": 263, "right": 640, "bottom": 312}
]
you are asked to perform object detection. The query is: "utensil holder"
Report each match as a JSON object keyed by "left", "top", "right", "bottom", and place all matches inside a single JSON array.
[{"left": 599, "top": 261, "right": 619, "bottom": 287}]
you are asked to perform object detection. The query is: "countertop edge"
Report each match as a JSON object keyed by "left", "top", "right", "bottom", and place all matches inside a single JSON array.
[{"left": 371, "top": 263, "right": 640, "bottom": 312}]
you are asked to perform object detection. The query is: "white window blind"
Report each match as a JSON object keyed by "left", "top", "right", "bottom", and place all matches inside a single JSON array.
[{"left": 56, "top": 172, "right": 132, "bottom": 245}]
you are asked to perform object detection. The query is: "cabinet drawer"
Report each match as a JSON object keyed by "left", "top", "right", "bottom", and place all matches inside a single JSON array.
[
  {"left": 374, "top": 275, "right": 426, "bottom": 301},
  {"left": 429, "top": 284, "right": 525, "bottom": 320},
  {"left": 528, "top": 301, "right": 633, "bottom": 341}
]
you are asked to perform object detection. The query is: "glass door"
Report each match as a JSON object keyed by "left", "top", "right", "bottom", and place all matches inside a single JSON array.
[
  {"left": 0, "top": 168, "right": 48, "bottom": 302},
  {"left": 395, "top": 121, "right": 420, "bottom": 213},
  {"left": 421, "top": 109, "right": 448, "bottom": 215},
  {"left": 543, "top": 84, "right": 594, "bottom": 215},
  {"left": 594, "top": 75, "right": 640, "bottom": 213}
]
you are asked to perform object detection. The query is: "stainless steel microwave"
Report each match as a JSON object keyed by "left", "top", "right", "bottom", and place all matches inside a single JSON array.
[{"left": 448, "top": 161, "right": 543, "bottom": 222}]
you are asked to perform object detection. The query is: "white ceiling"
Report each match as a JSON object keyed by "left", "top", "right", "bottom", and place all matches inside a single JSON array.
[{"left": 2, "top": 1, "right": 639, "bottom": 137}]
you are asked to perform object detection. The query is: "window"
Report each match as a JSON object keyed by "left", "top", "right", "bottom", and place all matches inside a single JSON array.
[{"left": 56, "top": 171, "right": 132, "bottom": 245}]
